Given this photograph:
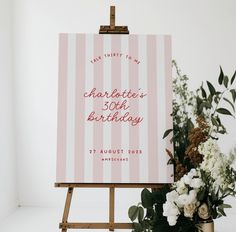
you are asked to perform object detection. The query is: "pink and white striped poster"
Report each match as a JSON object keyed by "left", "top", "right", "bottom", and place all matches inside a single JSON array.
[{"left": 56, "top": 33, "right": 173, "bottom": 183}]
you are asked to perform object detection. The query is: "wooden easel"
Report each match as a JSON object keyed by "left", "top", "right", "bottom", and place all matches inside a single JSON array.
[
  {"left": 56, "top": 6, "right": 164, "bottom": 231},
  {"left": 55, "top": 183, "right": 164, "bottom": 231}
]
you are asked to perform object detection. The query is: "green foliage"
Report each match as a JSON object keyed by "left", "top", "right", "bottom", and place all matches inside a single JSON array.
[
  {"left": 216, "top": 108, "right": 233, "bottom": 116},
  {"left": 218, "top": 66, "right": 224, "bottom": 85},
  {"left": 170, "top": 61, "right": 196, "bottom": 166},
  {"left": 141, "top": 188, "right": 154, "bottom": 208},
  {"left": 196, "top": 66, "right": 236, "bottom": 135},
  {"left": 128, "top": 205, "right": 145, "bottom": 224},
  {"left": 129, "top": 205, "right": 140, "bottom": 221},
  {"left": 164, "top": 62, "right": 236, "bottom": 174},
  {"left": 163, "top": 129, "right": 173, "bottom": 139}
]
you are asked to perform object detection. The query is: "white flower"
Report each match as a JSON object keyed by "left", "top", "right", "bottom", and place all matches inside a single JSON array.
[
  {"left": 163, "top": 202, "right": 180, "bottom": 217},
  {"left": 199, "top": 139, "right": 236, "bottom": 192},
  {"left": 176, "top": 189, "right": 198, "bottom": 207},
  {"left": 163, "top": 140, "right": 236, "bottom": 226},
  {"left": 189, "top": 168, "right": 197, "bottom": 177},
  {"left": 190, "top": 178, "right": 204, "bottom": 189},
  {"left": 188, "top": 189, "right": 197, "bottom": 203},
  {"left": 166, "top": 190, "right": 179, "bottom": 203},
  {"left": 176, "top": 179, "right": 188, "bottom": 194},
  {"left": 163, "top": 200, "right": 180, "bottom": 226},
  {"left": 183, "top": 174, "right": 192, "bottom": 185},
  {"left": 167, "top": 215, "right": 178, "bottom": 226},
  {"left": 182, "top": 169, "right": 199, "bottom": 186},
  {"left": 176, "top": 194, "right": 189, "bottom": 207}
]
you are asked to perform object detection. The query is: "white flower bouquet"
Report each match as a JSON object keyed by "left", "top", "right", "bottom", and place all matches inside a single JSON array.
[
  {"left": 164, "top": 140, "right": 236, "bottom": 226},
  {"left": 129, "top": 62, "right": 236, "bottom": 232}
]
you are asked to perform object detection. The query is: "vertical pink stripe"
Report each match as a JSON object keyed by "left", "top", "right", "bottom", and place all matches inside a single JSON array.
[
  {"left": 165, "top": 35, "right": 174, "bottom": 183},
  {"left": 129, "top": 35, "right": 140, "bottom": 183},
  {"left": 147, "top": 35, "right": 158, "bottom": 183},
  {"left": 74, "top": 34, "right": 86, "bottom": 182},
  {"left": 93, "top": 34, "right": 104, "bottom": 182},
  {"left": 56, "top": 34, "right": 68, "bottom": 182},
  {"left": 111, "top": 35, "right": 122, "bottom": 183}
]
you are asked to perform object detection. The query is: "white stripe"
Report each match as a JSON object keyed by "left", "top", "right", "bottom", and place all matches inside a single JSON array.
[
  {"left": 165, "top": 36, "right": 174, "bottom": 183},
  {"left": 66, "top": 34, "right": 76, "bottom": 181},
  {"left": 156, "top": 36, "right": 167, "bottom": 182},
  {"left": 138, "top": 35, "right": 148, "bottom": 183},
  {"left": 103, "top": 35, "right": 112, "bottom": 183},
  {"left": 84, "top": 34, "right": 94, "bottom": 182},
  {"left": 121, "top": 36, "right": 130, "bottom": 183}
]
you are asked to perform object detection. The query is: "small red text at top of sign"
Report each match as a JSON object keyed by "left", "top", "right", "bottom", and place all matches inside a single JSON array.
[
  {"left": 90, "top": 56, "right": 102, "bottom": 64},
  {"left": 104, "top": 53, "right": 123, "bottom": 58}
]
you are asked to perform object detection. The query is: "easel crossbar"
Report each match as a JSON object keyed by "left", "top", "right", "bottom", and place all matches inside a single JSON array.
[
  {"left": 60, "top": 222, "right": 133, "bottom": 229},
  {"left": 55, "top": 183, "right": 165, "bottom": 188}
]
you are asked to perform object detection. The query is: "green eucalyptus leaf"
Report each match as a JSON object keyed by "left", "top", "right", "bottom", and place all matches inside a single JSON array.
[
  {"left": 218, "top": 66, "right": 224, "bottom": 85},
  {"left": 222, "top": 204, "right": 232, "bottom": 209},
  {"left": 162, "top": 129, "right": 173, "bottom": 139},
  {"left": 231, "top": 70, "right": 236, "bottom": 85},
  {"left": 224, "top": 75, "right": 229, "bottom": 88},
  {"left": 207, "top": 81, "right": 216, "bottom": 96},
  {"left": 211, "top": 117, "right": 219, "bottom": 127},
  {"left": 230, "top": 89, "right": 236, "bottom": 102},
  {"left": 218, "top": 207, "right": 226, "bottom": 216},
  {"left": 216, "top": 115, "right": 222, "bottom": 124},
  {"left": 128, "top": 205, "right": 139, "bottom": 221},
  {"left": 226, "top": 187, "right": 234, "bottom": 193},
  {"left": 201, "top": 86, "right": 207, "bottom": 98},
  {"left": 212, "top": 207, "right": 218, "bottom": 219},
  {"left": 223, "top": 97, "right": 235, "bottom": 112},
  {"left": 197, "top": 97, "right": 204, "bottom": 115},
  {"left": 214, "top": 96, "right": 220, "bottom": 104},
  {"left": 216, "top": 108, "right": 233, "bottom": 116}
]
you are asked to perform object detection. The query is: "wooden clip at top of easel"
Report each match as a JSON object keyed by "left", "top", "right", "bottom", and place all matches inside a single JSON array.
[{"left": 99, "top": 6, "right": 129, "bottom": 34}]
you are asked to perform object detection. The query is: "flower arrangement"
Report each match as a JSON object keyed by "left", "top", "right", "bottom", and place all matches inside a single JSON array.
[{"left": 128, "top": 61, "right": 236, "bottom": 232}]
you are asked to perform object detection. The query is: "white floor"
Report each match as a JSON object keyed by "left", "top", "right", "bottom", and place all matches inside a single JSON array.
[{"left": 0, "top": 207, "right": 235, "bottom": 232}]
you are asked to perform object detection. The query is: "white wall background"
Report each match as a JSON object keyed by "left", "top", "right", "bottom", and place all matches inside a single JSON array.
[
  {"left": 11, "top": 0, "right": 236, "bottom": 216},
  {"left": 0, "top": 0, "right": 17, "bottom": 221}
]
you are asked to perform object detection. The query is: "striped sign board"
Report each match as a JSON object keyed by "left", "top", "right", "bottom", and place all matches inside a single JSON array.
[{"left": 56, "top": 33, "right": 173, "bottom": 183}]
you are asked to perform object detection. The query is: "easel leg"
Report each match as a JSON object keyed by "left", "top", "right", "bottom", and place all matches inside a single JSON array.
[
  {"left": 109, "top": 187, "right": 115, "bottom": 231},
  {"left": 61, "top": 187, "right": 74, "bottom": 232}
]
